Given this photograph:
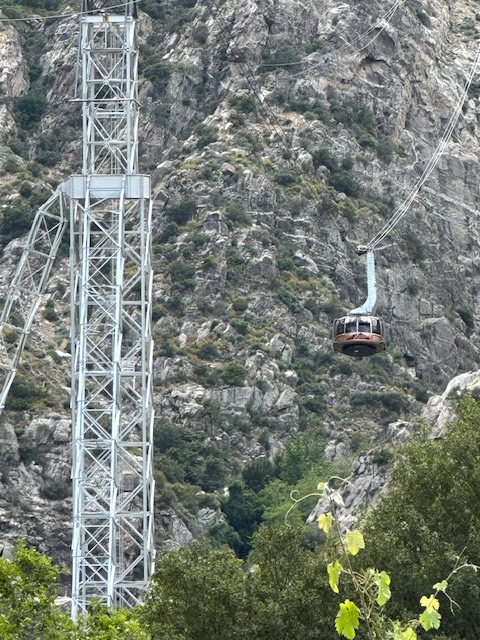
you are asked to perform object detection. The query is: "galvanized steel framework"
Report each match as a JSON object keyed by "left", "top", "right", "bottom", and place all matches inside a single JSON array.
[
  {"left": 69, "top": 3, "right": 154, "bottom": 618},
  {"left": 0, "top": 0, "right": 155, "bottom": 621}
]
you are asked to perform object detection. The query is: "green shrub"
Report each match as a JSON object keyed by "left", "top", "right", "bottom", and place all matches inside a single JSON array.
[
  {"left": 18, "top": 442, "right": 36, "bottom": 464},
  {"left": 166, "top": 199, "right": 197, "bottom": 225},
  {"left": 41, "top": 481, "right": 71, "bottom": 500},
  {"left": 232, "top": 296, "right": 248, "bottom": 312},
  {"left": 165, "top": 293, "right": 185, "bottom": 315},
  {"left": 4, "top": 157, "right": 21, "bottom": 173},
  {"left": 194, "top": 123, "right": 218, "bottom": 148},
  {"left": 329, "top": 169, "right": 361, "bottom": 197},
  {"left": 0, "top": 201, "right": 33, "bottom": 242},
  {"left": 6, "top": 373, "right": 46, "bottom": 410},
  {"left": 19, "top": 182, "right": 32, "bottom": 199},
  {"left": 15, "top": 89, "right": 47, "bottom": 128},
  {"left": 351, "top": 391, "right": 410, "bottom": 414},
  {"left": 221, "top": 362, "right": 246, "bottom": 386},
  {"left": 406, "top": 278, "right": 419, "bottom": 295},
  {"left": 311, "top": 148, "right": 338, "bottom": 171},
  {"left": 274, "top": 170, "right": 299, "bottom": 186},
  {"left": 225, "top": 203, "right": 251, "bottom": 227},
  {"left": 42, "top": 299, "right": 58, "bottom": 322},
  {"left": 192, "top": 23, "right": 208, "bottom": 44},
  {"left": 329, "top": 360, "right": 353, "bottom": 376},
  {"left": 371, "top": 448, "right": 394, "bottom": 465},
  {"left": 196, "top": 339, "right": 218, "bottom": 360},
  {"left": 154, "top": 222, "right": 179, "bottom": 244},
  {"left": 230, "top": 94, "right": 257, "bottom": 114},
  {"left": 202, "top": 256, "right": 217, "bottom": 270},
  {"left": 242, "top": 457, "right": 275, "bottom": 492},
  {"left": 231, "top": 318, "right": 248, "bottom": 335},
  {"left": 169, "top": 259, "right": 195, "bottom": 282},
  {"left": 403, "top": 230, "right": 425, "bottom": 263}
]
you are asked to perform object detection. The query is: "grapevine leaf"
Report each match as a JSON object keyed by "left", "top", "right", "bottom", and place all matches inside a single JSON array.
[
  {"left": 373, "top": 570, "right": 391, "bottom": 606},
  {"left": 419, "top": 609, "right": 441, "bottom": 631},
  {"left": 345, "top": 529, "right": 365, "bottom": 556},
  {"left": 318, "top": 512, "right": 334, "bottom": 534},
  {"left": 332, "top": 491, "right": 345, "bottom": 507},
  {"left": 420, "top": 594, "right": 440, "bottom": 612},
  {"left": 433, "top": 579, "right": 448, "bottom": 592},
  {"left": 327, "top": 560, "right": 343, "bottom": 593},
  {"left": 392, "top": 623, "right": 417, "bottom": 640},
  {"left": 335, "top": 599, "right": 360, "bottom": 639}
]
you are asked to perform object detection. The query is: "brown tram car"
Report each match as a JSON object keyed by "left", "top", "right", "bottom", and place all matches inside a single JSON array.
[{"left": 333, "top": 315, "right": 385, "bottom": 358}]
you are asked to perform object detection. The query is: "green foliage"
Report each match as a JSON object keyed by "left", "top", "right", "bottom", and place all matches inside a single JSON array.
[
  {"left": 42, "top": 298, "right": 58, "bottom": 322},
  {"left": 15, "top": 89, "right": 47, "bottom": 129},
  {"left": 0, "top": 199, "right": 34, "bottom": 244},
  {"left": 329, "top": 169, "right": 361, "bottom": 197},
  {"left": 273, "top": 170, "right": 300, "bottom": 186},
  {"left": 144, "top": 540, "right": 246, "bottom": 640},
  {"left": 41, "top": 480, "right": 71, "bottom": 500},
  {"left": 351, "top": 391, "right": 410, "bottom": 415},
  {"left": 165, "top": 199, "right": 197, "bottom": 225},
  {"left": 153, "top": 418, "right": 230, "bottom": 492},
  {"left": 194, "top": 339, "right": 218, "bottom": 360},
  {"left": 194, "top": 123, "right": 218, "bottom": 148},
  {"left": 192, "top": 23, "right": 208, "bottom": 45},
  {"left": 5, "top": 372, "right": 46, "bottom": 410},
  {"left": 289, "top": 477, "right": 478, "bottom": 640},
  {"left": 232, "top": 296, "right": 248, "bottom": 312},
  {"left": 403, "top": 230, "right": 425, "bottom": 264},
  {"left": 225, "top": 202, "right": 252, "bottom": 227},
  {"left": 221, "top": 481, "right": 263, "bottom": 557},
  {"left": 0, "top": 539, "right": 70, "bottom": 640},
  {"left": 154, "top": 222, "right": 179, "bottom": 244},
  {"left": 242, "top": 457, "right": 275, "bottom": 492},
  {"left": 221, "top": 362, "right": 246, "bottom": 385},
  {"left": 0, "top": 540, "right": 148, "bottom": 638},
  {"left": 328, "top": 96, "right": 376, "bottom": 135},
  {"left": 335, "top": 600, "right": 360, "bottom": 639},
  {"left": 312, "top": 147, "right": 339, "bottom": 171},
  {"left": 230, "top": 94, "right": 257, "bottom": 114},
  {"left": 362, "top": 393, "right": 480, "bottom": 639}
]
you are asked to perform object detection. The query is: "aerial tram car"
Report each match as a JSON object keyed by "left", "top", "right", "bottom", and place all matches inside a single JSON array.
[{"left": 333, "top": 249, "right": 385, "bottom": 358}]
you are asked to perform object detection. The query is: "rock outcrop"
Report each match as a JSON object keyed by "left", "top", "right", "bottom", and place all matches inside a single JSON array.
[{"left": 0, "top": 0, "right": 479, "bottom": 560}]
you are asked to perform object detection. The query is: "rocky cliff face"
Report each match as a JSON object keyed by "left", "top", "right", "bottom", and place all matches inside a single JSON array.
[{"left": 0, "top": 0, "right": 479, "bottom": 563}]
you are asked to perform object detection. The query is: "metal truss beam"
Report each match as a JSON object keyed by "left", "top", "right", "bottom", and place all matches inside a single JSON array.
[
  {"left": 0, "top": 189, "right": 68, "bottom": 411},
  {"left": 71, "top": 2, "right": 155, "bottom": 619}
]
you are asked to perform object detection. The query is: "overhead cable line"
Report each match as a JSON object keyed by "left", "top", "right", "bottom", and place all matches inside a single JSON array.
[
  {"left": 258, "top": 0, "right": 404, "bottom": 69},
  {"left": 0, "top": 0, "right": 139, "bottom": 22},
  {"left": 367, "top": 42, "right": 480, "bottom": 250},
  {"left": 291, "top": 0, "right": 405, "bottom": 77}
]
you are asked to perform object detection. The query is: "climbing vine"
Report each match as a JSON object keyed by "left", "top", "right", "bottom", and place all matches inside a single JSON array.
[{"left": 287, "top": 478, "right": 478, "bottom": 640}]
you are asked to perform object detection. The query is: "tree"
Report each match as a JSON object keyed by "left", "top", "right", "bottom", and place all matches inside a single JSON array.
[
  {"left": 0, "top": 540, "right": 72, "bottom": 640},
  {"left": 247, "top": 523, "right": 336, "bottom": 640},
  {"left": 143, "top": 540, "right": 247, "bottom": 640},
  {"left": 361, "top": 393, "right": 480, "bottom": 639},
  {"left": 0, "top": 541, "right": 147, "bottom": 640}
]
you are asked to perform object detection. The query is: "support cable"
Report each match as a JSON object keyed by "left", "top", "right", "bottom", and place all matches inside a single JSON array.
[
  {"left": 293, "top": 0, "right": 405, "bottom": 77},
  {"left": 368, "top": 41, "right": 480, "bottom": 250}
]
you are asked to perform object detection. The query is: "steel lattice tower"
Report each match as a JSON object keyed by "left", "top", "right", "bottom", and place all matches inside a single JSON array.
[{"left": 67, "top": 0, "right": 154, "bottom": 618}]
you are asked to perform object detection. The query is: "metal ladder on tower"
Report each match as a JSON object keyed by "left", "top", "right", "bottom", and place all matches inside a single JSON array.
[{"left": 0, "top": 0, "right": 155, "bottom": 619}]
